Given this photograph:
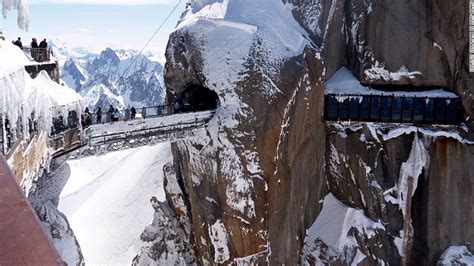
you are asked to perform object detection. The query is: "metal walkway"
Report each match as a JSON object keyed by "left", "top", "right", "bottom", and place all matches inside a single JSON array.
[
  {"left": 324, "top": 94, "right": 463, "bottom": 125},
  {"left": 50, "top": 110, "right": 215, "bottom": 160}
]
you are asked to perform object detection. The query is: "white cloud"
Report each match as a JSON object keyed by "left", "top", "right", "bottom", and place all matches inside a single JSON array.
[{"left": 28, "top": 0, "right": 176, "bottom": 5}]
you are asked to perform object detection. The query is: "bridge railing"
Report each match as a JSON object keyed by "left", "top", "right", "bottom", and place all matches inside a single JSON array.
[
  {"left": 324, "top": 94, "right": 463, "bottom": 125},
  {"left": 22, "top": 47, "right": 53, "bottom": 63},
  {"left": 82, "top": 105, "right": 187, "bottom": 126}
]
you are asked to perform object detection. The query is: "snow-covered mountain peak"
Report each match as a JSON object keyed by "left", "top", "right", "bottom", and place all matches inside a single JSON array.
[
  {"left": 59, "top": 45, "right": 166, "bottom": 110},
  {"left": 93, "top": 48, "right": 120, "bottom": 67}
]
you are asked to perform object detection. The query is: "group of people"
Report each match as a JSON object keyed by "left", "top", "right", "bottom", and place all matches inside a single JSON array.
[
  {"left": 81, "top": 105, "right": 137, "bottom": 127},
  {"left": 13, "top": 37, "right": 50, "bottom": 62},
  {"left": 12, "top": 37, "right": 48, "bottom": 49},
  {"left": 52, "top": 110, "right": 79, "bottom": 134}
]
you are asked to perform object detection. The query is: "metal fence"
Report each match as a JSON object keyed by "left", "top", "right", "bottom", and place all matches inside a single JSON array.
[
  {"left": 82, "top": 105, "right": 178, "bottom": 127},
  {"left": 51, "top": 104, "right": 198, "bottom": 136},
  {"left": 22, "top": 48, "right": 52, "bottom": 62},
  {"left": 324, "top": 94, "right": 463, "bottom": 125}
]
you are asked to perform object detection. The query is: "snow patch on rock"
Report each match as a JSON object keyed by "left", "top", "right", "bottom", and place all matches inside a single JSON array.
[
  {"left": 133, "top": 198, "right": 196, "bottom": 265},
  {"left": 364, "top": 63, "right": 422, "bottom": 82},
  {"left": 438, "top": 246, "right": 474, "bottom": 266},
  {"left": 209, "top": 219, "right": 231, "bottom": 264},
  {"left": 39, "top": 201, "right": 84, "bottom": 265},
  {"left": 301, "top": 193, "right": 384, "bottom": 264}
]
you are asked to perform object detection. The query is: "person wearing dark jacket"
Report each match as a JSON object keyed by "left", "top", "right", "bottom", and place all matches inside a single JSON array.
[
  {"left": 31, "top": 38, "right": 39, "bottom": 60},
  {"left": 96, "top": 107, "right": 103, "bottom": 124},
  {"left": 108, "top": 105, "right": 115, "bottom": 122},
  {"left": 13, "top": 37, "right": 22, "bottom": 49},
  {"left": 131, "top": 107, "right": 136, "bottom": 120},
  {"left": 39, "top": 39, "right": 48, "bottom": 48},
  {"left": 31, "top": 38, "right": 38, "bottom": 48}
]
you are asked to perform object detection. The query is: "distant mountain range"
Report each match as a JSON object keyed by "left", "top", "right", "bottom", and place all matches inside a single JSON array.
[{"left": 53, "top": 41, "right": 166, "bottom": 110}]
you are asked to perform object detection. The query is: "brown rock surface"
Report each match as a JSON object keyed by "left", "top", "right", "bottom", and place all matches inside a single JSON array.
[{"left": 159, "top": 0, "right": 474, "bottom": 264}]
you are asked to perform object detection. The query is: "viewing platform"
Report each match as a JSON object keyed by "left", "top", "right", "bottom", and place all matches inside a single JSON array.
[
  {"left": 22, "top": 47, "right": 60, "bottom": 83},
  {"left": 324, "top": 68, "right": 463, "bottom": 125}
]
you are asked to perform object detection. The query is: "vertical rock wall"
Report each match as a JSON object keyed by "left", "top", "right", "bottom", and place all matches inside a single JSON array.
[{"left": 160, "top": 0, "right": 474, "bottom": 264}]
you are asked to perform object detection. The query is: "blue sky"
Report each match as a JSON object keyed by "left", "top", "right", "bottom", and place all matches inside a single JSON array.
[{"left": 1, "top": 0, "right": 186, "bottom": 55}]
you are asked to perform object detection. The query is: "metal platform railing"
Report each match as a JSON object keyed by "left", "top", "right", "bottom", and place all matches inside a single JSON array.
[
  {"left": 22, "top": 47, "right": 52, "bottom": 62},
  {"left": 324, "top": 94, "right": 463, "bottom": 125}
]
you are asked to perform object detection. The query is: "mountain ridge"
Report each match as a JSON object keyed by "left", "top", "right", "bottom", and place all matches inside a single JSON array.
[{"left": 55, "top": 43, "right": 166, "bottom": 110}]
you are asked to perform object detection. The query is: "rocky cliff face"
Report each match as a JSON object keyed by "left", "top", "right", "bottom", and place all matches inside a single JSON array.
[{"left": 155, "top": 0, "right": 473, "bottom": 264}]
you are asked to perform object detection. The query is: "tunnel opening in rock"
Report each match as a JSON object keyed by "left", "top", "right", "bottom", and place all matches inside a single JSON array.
[{"left": 177, "top": 84, "right": 220, "bottom": 113}]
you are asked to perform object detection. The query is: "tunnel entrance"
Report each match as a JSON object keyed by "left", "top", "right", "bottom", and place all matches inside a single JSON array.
[{"left": 178, "top": 85, "right": 219, "bottom": 113}]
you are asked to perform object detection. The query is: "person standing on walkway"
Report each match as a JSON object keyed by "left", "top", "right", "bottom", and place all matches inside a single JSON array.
[
  {"left": 13, "top": 37, "right": 22, "bottom": 49},
  {"left": 173, "top": 101, "right": 181, "bottom": 114},
  {"left": 39, "top": 39, "right": 48, "bottom": 62},
  {"left": 108, "top": 105, "right": 115, "bottom": 122},
  {"left": 96, "top": 107, "right": 103, "bottom": 124},
  {"left": 39, "top": 39, "right": 48, "bottom": 48},
  {"left": 30, "top": 38, "right": 39, "bottom": 60},
  {"left": 31, "top": 38, "right": 38, "bottom": 48},
  {"left": 131, "top": 107, "right": 137, "bottom": 120}
]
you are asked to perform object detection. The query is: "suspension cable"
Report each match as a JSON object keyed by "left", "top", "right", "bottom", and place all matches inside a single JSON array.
[{"left": 113, "top": 0, "right": 182, "bottom": 90}]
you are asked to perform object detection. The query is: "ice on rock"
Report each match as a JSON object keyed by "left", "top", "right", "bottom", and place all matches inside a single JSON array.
[
  {"left": 438, "top": 246, "right": 474, "bottom": 266},
  {"left": 0, "top": 41, "right": 83, "bottom": 138},
  {"left": 2, "top": 0, "right": 29, "bottom": 30}
]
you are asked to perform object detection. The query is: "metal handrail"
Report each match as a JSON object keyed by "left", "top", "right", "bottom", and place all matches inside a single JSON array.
[{"left": 22, "top": 47, "right": 52, "bottom": 63}]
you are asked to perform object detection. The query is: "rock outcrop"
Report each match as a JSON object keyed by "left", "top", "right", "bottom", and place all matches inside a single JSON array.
[
  {"left": 38, "top": 201, "right": 85, "bottom": 265},
  {"left": 133, "top": 196, "right": 196, "bottom": 265},
  {"left": 158, "top": 0, "right": 473, "bottom": 264}
]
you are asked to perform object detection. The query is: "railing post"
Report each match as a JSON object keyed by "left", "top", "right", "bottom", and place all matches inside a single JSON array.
[
  {"left": 378, "top": 96, "right": 383, "bottom": 122},
  {"left": 444, "top": 98, "right": 449, "bottom": 124},
  {"left": 347, "top": 97, "right": 351, "bottom": 122},
  {"left": 357, "top": 96, "right": 362, "bottom": 122},
  {"left": 368, "top": 94, "right": 373, "bottom": 122},
  {"left": 390, "top": 95, "right": 395, "bottom": 123},
  {"left": 412, "top": 95, "right": 416, "bottom": 123},
  {"left": 400, "top": 96, "right": 405, "bottom": 123},
  {"left": 324, "top": 95, "right": 329, "bottom": 121},
  {"left": 422, "top": 97, "right": 428, "bottom": 124}
]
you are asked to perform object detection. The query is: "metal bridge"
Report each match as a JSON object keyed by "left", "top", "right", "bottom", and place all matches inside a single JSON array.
[
  {"left": 0, "top": 107, "right": 214, "bottom": 263},
  {"left": 50, "top": 110, "right": 215, "bottom": 160}
]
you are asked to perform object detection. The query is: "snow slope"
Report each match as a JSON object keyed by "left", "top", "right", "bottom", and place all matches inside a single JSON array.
[{"left": 58, "top": 143, "right": 172, "bottom": 265}]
